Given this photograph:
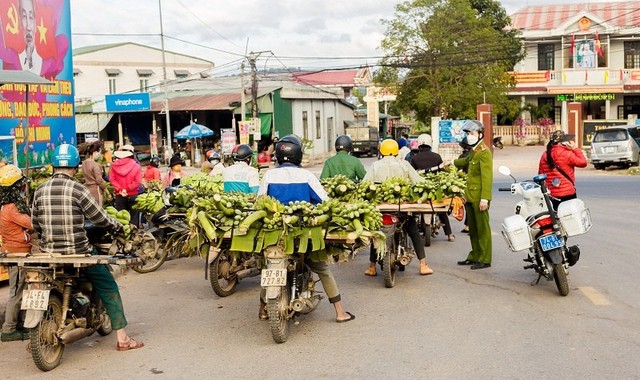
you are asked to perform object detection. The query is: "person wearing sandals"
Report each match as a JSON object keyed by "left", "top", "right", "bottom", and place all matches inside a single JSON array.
[
  {"left": 31, "top": 144, "right": 144, "bottom": 351},
  {"left": 258, "top": 135, "right": 355, "bottom": 323},
  {"left": 0, "top": 165, "right": 32, "bottom": 342}
]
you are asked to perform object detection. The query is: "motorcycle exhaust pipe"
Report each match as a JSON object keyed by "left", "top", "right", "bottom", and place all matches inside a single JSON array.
[
  {"left": 60, "top": 327, "right": 95, "bottom": 345},
  {"left": 236, "top": 268, "right": 261, "bottom": 279},
  {"left": 399, "top": 256, "right": 411, "bottom": 266}
]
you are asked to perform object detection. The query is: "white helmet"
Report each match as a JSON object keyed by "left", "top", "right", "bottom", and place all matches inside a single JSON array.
[{"left": 417, "top": 134, "right": 433, "bottom": 147}]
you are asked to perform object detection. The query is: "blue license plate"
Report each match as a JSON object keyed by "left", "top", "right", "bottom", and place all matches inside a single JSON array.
[{"left": 539, "top": 234, "right": 563, "bottom": 252}]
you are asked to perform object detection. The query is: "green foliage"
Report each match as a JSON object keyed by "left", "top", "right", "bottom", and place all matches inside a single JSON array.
[{"left": 379, "top": 0, "right": 523, "bottom": 120}]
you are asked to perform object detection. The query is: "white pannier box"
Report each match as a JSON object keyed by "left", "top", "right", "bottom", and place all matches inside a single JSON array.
[
  {"left": 501, "top": 214, "right": 533, "bottom": 252},
  {"left": 557, "top": 199, "right": 592, "bottom": 237}
]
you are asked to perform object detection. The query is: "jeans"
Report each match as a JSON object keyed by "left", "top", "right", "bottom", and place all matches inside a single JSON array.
[
  {"left": 83, "top": 265, "right": 128, "bottom": 330},
  {"left": 2, "top": 266, "right": 25, "bottom": 333}
]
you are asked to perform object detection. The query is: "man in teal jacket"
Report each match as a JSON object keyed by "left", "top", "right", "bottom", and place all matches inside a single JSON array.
[
  {"left": 453, "top": 120, "right": 493, "bottom": 269},
  {"left": 320, "top": 135, "right": 366, "bottom": 182}
]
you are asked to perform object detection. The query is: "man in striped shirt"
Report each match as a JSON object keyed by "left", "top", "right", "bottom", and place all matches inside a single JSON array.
[{"left": 31, "top": 144, "right": 144, "bottom": 351}]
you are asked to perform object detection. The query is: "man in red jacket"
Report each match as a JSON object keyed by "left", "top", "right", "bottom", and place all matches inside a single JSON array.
[
  {"left": 538, "top": 131, "right": 588, "bottom": 210},
  {"left": 110, "top": 145, "right": 142, "bottom": 224}
]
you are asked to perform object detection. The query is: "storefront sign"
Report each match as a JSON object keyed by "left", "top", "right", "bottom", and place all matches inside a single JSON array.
[
  {"left": 221, "top": 129, "right": 236, "bottom": 154},
  {"left": 556, "top": 93, "right": 616, "bottom": 101}
]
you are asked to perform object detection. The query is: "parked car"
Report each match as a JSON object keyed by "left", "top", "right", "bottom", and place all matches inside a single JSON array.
[{"left": 590, "top": 125, "right": 640, "bottom": 170}]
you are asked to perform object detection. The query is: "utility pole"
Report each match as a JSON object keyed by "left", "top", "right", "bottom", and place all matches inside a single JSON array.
[{"left": 159, "top": 0, "right": 172, "bottom": 163}]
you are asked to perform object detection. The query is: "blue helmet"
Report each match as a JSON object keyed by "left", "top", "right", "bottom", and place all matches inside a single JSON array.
[{"left": 52, "top": 144, "right": 80, "bottom": 168}]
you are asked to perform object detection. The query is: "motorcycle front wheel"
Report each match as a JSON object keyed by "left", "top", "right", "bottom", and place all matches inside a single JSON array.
[
  {"left": 552, "top": 263, "right": 569, "bottom": 296},
  {"left": 132, "top": 231, "right": 166, "bottom": 274},
  {"left": 30, "top": 294, "right": 64, "bottom": 372},
  {"left": 383, "top": 233, "right": 397, "bottom": 288},
  {"left": 267, "top": 285, "right": 291, "bottom": 343},
  {"left": 209, "top": 251, "right": 238, "bottom": 297}
]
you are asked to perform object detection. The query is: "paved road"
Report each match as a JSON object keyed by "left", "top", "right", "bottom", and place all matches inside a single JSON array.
[{"left": 1, "top": 146, "right": 639, "bottom": 379}]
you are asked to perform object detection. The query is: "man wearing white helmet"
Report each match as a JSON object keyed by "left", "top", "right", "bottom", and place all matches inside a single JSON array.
[{"left": 410, "top": 134, "right": 455, "bottom": 242}]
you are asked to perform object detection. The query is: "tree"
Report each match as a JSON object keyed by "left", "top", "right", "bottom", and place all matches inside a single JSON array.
[{"left": 377, "top": 0, "right": 523, "bottom": 120}]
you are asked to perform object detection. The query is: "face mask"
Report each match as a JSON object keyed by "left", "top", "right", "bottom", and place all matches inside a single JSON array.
[
  {"left": 92, "top": 151, "right": 100, "bottom": 160},
  {"left": 466, "top": 134, "right": 479, "bottom": 146}
]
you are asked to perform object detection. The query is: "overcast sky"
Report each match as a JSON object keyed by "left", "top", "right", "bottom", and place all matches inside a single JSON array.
[{"left": 70, "top": 0, "right": 615, "bottom": 75}]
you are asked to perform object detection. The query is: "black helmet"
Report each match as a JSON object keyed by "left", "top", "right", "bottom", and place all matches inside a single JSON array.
[
  {"left": 149, "top": 156, "right": 161, "bottom": 167},
  {"left": 275, "top": 134, "right": 303, "bottom": 165},
  {"left": 232, "top": 144, "right": 253, "bottom": 162},
  {"left": 335, "top": 135, "right": 353, "bottom": 152}
]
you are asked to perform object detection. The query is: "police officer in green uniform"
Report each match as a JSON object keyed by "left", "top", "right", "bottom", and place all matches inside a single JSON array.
[
  {"left": 320, "top": 135, "right": 366, "bottom": 182},
  {"left": 453, "top": 120, "right": 493, "bottom": 269}
]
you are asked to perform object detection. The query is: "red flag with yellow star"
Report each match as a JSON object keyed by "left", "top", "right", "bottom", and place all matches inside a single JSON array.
[
  {"left": 34, "top": 1, "right": 57, "bottom": 61},
  {"left": 595, "top": 31, "right": 603, "bottom": 56}
]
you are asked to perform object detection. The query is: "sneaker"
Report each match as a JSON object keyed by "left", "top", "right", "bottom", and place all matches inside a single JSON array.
[
  {"left": 1, "top": 330, "right": 26, "bottom": 342},
  {"left": 461, "top": 226, "right": 469, "bottom": 233},
  {"left": 447, "top": 234, "right": 455, "bottom": 242}
]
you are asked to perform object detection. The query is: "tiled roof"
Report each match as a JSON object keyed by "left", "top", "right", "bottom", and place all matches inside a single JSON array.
[
  {"left": 150, "top": 93, "right": 240, "bottom": 111},
  {"left": 510, "top": 2, "right": 640, "bottom": 31},
  {"left": 292, "top": 70, "right": 360, "bottom": 86}
]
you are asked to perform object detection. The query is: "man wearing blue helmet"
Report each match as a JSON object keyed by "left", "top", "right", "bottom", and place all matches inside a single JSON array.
[{"left": 31, "top": 144, "right": 144, "bottom": 351}]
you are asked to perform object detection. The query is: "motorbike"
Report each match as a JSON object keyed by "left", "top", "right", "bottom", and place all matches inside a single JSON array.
[
  {"left": 498, "top": 166, "right": 591, "bottom": 296},
  {"left": 493, "top": 136, "right": 504, "bottom": 149},
  {"left": 261, "top": 245, "right": 323, "bottom": 343},
  {"left": 0, "top": 228, "right": 142, "bottom": 371},
  {"left": 380, "top": 210, "right": 416, "bottom": 288}
]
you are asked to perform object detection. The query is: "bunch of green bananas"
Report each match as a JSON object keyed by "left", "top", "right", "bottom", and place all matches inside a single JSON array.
[
  {"left": 106, "top": 206, "right": 132, "bottom": 239},
  {"left": 321, "top": 175, "right": 358, "bottom": 201},
  {"left": 133, "top": 190, "right": 164, "bottom": 213},
  {"left": 181, "top": 172, "right": 223, "bottom": 196}
]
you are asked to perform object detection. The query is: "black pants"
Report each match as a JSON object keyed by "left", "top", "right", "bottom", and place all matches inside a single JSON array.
[
  {"left": 114, "top": 194, "right": 140, "bottom": 227},
  {"left": 370, "top": 215, "right": 426, "bottom": 262},
  {"left": 552, "top": 193, "right": 577, "bottom": 211}
]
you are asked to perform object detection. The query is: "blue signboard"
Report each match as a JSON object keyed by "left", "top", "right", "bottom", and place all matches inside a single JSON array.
[
  {"left": 105, "top": 93, "right": 151, "bottom": 112},
  {"left": 439, "top": 120, "right": 468, "bottom": 143},
  {"left": 0, "top": 0, "right": 75, "bottom": 168}
]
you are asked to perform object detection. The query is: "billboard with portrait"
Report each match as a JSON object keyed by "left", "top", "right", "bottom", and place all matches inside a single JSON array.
[
  {"left": 0, "top": 0, "right": 74, "bottom": 168},
  {"left": 576, "top": 40, "right": 595, "bottom": 69}
]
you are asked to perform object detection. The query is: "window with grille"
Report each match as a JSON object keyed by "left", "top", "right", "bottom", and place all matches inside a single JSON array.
[
  {"left": 624, "top": 42, "right": 640, "bottom": 69},
  {"left": 538, "top": 44, "right": 554, "bottom": 71}
]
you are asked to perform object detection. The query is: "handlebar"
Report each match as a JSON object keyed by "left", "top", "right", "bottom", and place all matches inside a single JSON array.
[{"left": 498, "top": 187, "right": 511, "bottom": 192}]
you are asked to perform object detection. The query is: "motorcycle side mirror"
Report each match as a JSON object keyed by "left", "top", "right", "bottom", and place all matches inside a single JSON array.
[
  {"left": 552, "top": 177, "right": 561, "bottom": 187},
  {"left": 498, "top": 165, "right": 511, "bottom": 176}
]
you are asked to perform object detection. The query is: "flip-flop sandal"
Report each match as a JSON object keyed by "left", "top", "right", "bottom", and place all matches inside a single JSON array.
[
  {"left": 117, "top": 338, "right": 144, "bottom": 351},
  {"left": 337, "top": 312, "right": 355, "bottom": 323}
]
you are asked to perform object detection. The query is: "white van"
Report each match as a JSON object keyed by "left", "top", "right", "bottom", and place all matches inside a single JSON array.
[{"left": 590, "top": 125, "right": 640, "bottom": 169}]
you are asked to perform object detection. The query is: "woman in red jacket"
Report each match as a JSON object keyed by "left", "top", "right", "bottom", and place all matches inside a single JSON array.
[
  {"left": 110, "top": 145, "right": 142, "bottom": 224},
  {"left": 538, "top": 130, "right": 588, "bottom": 210}
]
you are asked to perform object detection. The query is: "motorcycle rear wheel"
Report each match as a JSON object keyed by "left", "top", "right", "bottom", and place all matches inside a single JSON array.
[
  {"left": 383, "top": 234, "right": 397, "bottom": 288},
  {"left": 552, "top": 263, "right": 569, "bottom": 296},
  {"left": 97, "top": 301, "right": 113, "bottom": 336},
  {"left": 30, "top": 294, "right": 64, "bottom": 372},
  {"left": 132, "top": 232, "right": 165, "bottom": 274},
  {"left": 267, "top": 286, "right": 291, "bottom": 343},
  {"left": 209, "top": 251, "right": 238, "bottom": 297}
]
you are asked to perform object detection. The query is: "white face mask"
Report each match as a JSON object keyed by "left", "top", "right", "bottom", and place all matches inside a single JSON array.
[{"left": 466, "top": 134, "right": 479, "bottom": 146}]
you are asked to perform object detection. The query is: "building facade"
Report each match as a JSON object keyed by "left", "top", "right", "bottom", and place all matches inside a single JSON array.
[{"left": 508, "top": 2, "right": 640, "bottom": 134}]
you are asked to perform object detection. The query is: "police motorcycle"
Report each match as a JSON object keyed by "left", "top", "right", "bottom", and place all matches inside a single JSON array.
[
  {"left": 498, "top": 166, "right": 591, "bottom": 296},
  {"left": 0, "top": 227, "right": 141, "bottom": 371}
]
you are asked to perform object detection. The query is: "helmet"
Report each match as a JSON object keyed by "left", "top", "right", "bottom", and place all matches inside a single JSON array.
[
  {"left": 550, "top": 130, "right": 575, "bottom": 144},
  {"left": 0, "top": 164, "right": 24, "bottom": 187},
  {"left": 417, "top": 134, "right": 433, "bottom": 147},
  {"left": 335, "top": 135, "right": 353, "bottom": 152},
  {"left": 409, "top": 139, "right": 419, "bottom": 151},
  {"left": 379, "top": 139, "right": 399, "bottom": 156},
  {"left": 461, "top": 120, "right": 484, "bottom": 133},
  {"left": 149, "top": 156, "right": 161, "bottom": 167},
  {"left": 52, "top": 144, "right": 80, "bottom": 168},
  {"left": 232, "top": 144, "right": 253, "bottom": 162},
  {"left": 275, "top": 134, "right": 303, "bottom": 165},
  {"left": 207, "top": 151, "right": 221, "bottom": 163}
]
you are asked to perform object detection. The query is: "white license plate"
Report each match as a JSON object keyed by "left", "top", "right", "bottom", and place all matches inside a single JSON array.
[
  {"left": 604, "top": 147, "right": 616, "bottom": 153},
  {"left": 21, "top": 289, "right": 50, "bottom": 311},
  {"left": 539, "top": 234, "right": 564, "bottom": 252},
  {"left": 261, "top": 269, "right": 287, "bottom": 286}
]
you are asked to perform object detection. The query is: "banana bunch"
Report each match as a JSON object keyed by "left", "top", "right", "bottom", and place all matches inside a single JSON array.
[
  {"left": 355, "top": 180, "right": 379, "bottom": 202},
  {"left": 321, "top": 175, "right": 358, "bottom": 201},
  {"left": 330, "top": 200, "right": 382, "bottom": 236},
  {"left": 133, "top": 190, "right": 164, "bottom": 213},
  {"left": 418, "top": 166, "right": 467, "bottom": 202},
  {"left": 374, "top": 177, "right": 413, "bottom": 204},
  {"left": 166, "top": 186, "right": 196, "bottom": 213},
  {"left": 181, "top": 172, "right": 223, "bottom": 196},
  {"left": 411, "top": 179, "right": 438, "bottom": 203},
  {"left": 106, "top": 206, "right": 132, "bottom": 239},
  {"left": 252, "top": 195, "right": 285, "bottom": 231}
]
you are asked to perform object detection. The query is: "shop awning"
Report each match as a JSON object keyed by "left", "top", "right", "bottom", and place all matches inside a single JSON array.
[{"left": 75, "top": 113, "right": 113, "bottom": 134}]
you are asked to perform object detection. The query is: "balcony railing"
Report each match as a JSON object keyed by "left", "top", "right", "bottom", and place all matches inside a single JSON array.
[{"left": 509, "top": 69, "right": 640, "bottom": 88}]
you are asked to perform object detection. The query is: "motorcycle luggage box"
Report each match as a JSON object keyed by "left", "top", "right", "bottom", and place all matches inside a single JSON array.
[
  {"left": 501, "top": 215, "right": 533, "bottom": 251},
  {"left": 557, "top": 199, "right": 592, "bottom": 237}
]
